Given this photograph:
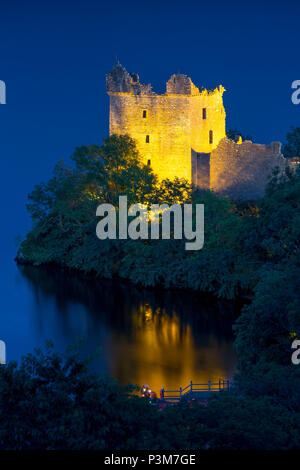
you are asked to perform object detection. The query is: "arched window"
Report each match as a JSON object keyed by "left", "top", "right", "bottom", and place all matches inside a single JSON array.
[
  {"left": 147, "top": 159, "right": 151, "bottom": 166},
  {"left": 146, "top": 135, "right": 150, "bottom": 143},
  {"left": 209, "top": 130, "right": 213, "bottom": 144},
  {"left": 202, "top": 108, "right": 207, "bottom": 120},
  {"left": 143, "top": 110, "right": 147, "bottom": 118}
]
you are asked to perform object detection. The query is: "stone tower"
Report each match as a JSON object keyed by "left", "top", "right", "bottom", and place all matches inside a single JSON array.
[{"left": 106, "top": 62, "right": 226, "bottom": 183}]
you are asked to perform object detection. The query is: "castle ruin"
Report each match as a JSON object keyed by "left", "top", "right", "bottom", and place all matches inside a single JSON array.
[{"left": 106, "top": 62, "right": 287, "bottom": 200}]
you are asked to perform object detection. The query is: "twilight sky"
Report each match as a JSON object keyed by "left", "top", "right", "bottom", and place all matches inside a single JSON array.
[{"left": 0, "top": 0, "right": 299, "bottom": 247}]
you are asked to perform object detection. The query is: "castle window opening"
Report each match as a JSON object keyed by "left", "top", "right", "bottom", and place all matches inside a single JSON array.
[
  {"left": 209, "top": 130, "right": 213, "bottom": 144},
  {"left": 143, "top": 110, "right": 147, "bottom": 118},
  {"left": 147, "top": 159, "right": 151, "bottom": 166},
  {"left": 202, "top": 108, "right": 207, "bottom": 120},
  {"left": 146, "top": 135, "right": 150, "bottom": 143}
]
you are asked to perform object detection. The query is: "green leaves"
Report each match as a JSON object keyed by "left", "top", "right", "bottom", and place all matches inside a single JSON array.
[{"left": 14, "top": 132, "right": 300, "bottom": 449}]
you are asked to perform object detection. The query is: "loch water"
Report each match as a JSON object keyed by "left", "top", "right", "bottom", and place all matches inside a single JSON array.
[{"left": 2, "top": 258, "right": 237, "bottom": 395}]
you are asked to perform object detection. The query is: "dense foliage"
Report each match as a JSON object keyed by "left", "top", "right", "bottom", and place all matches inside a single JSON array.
[
  {"left": 18, "top": 134, "right": 245, "bottom": 299},
  {"left": 283, "top": 126, "right": 300, "bottom": 158},
  {"left": 14, "top": 129, "right": 300, "bottom": 449},
  {"left": 0, "top": 345, "right": 299, "bottom": 450},
  {"left": 233, "top": 166, "right": 300, "bottom": 411},
  {"left": 226, "top": 128, "right": 253, "bottom": 141},
  {"left": 18, "top": 131, "right": 300, "bottom": 302}
]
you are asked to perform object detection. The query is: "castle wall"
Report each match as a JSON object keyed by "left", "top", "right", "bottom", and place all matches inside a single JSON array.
[
  {"left": 107, "top": 64, "right": 226, "bottom": 184},
  {"left": 190, "top": 89, "right": 226, "bottom": 155},
  {"left": 106, "top": 64, "right": 286, "bottom": 200},
  {"left": 210, "top": 138, "right": 287, "bottom": 199},
  {"left": 109, "top": 93, "right": 192, "bottom": 181},
  {"left": 192, "top": 151, "right": 210, "bottom": 189}
]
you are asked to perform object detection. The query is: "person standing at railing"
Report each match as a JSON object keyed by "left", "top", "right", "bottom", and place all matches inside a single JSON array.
[{"left": 160, "top": 387, "right": 165, "bottom": 400}]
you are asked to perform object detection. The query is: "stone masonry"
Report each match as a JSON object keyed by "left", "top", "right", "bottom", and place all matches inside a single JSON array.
[
  {"left": 209, "top": 138, "right": 287, "bottom": 199},
  {"left": 107, "top": 62, "right": 225, "bottom": 182},
  {"left": 106, "top": 63, "right": 287, "bottom": 200}
]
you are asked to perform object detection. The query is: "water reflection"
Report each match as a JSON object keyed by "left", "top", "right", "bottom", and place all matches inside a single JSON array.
[{"left": 17, "top": 265, "right": 237, "bottom": 394}]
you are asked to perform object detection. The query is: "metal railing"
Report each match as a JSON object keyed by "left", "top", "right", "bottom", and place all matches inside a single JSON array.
[{"left": 163, "top": 379, "right": 230, "bottom": 401}]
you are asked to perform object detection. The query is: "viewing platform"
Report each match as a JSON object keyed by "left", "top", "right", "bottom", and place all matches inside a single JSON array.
[{"left": 162, "top": 379, "right": 231, "bottom": 402}]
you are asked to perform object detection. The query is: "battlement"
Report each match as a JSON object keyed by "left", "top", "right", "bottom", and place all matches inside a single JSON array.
[
  {"left": 106, "top": 63, "right": 225, "bottom": 98},
  {"left": 166, "top": 74, "right": 225, "bottom": 97},
  {"left": 166, "top": 74, "right": 197, "bottom": 95},
  {"left": 106, "top": 61, "right": 154, "bottom": 95}
]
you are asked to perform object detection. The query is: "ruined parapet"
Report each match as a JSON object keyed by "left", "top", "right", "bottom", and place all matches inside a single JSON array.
[
  {"left": 106, "top": 62, "right": 153, "bottom": 95},
  {"left": 166, "top": 74, "right": 199, "bottom": 95},
  {"left": 209, "top": 138, "right": 287, "bottom": 200},
  {"left": 166, "top": 75, "right": 225, "bottom": 98}
]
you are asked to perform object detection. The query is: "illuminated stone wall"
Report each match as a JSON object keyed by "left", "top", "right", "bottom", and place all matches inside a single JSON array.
[
  {"left": 189, "top": 87, "right": 226, "bottom": 155},
  {"left": 109, "top": 92, "right": 192, "bottom": 181},
  {"left": 106, "top": 63, "right": 286, "bottom": 200},
  {"left": 107, "top": 63, "right": 226, "bottom": 182},
  {"left": 210, "top": 138, "right": 287, "bottom": 199}
]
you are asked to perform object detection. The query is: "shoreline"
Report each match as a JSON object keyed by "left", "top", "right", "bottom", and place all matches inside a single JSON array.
[{"left": 14, "top": 254, "right": 251, "bottom": 309}]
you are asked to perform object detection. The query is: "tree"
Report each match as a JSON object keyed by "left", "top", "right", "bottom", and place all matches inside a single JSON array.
[
  {"left": 226, "top": 129, "right": 253, "bottom": 142},
  {"left": 1, "top": 344, "right": 299, "bottom": 450},
  {"left": 99, "top": 134, "right": 157, "bottom": 204},
  {"left": 283, "top": 126, "right": 300, "bottom": 158},
  {"left": 0, "top": 343, "right": 155, "bottom": 450},
  {"left": 233, "top": 166, "right": 300, "bottom": 409}
]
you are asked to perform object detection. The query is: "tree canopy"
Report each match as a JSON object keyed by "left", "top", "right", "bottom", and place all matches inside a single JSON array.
[
  {"left": 1, "top": 344, "right": 299, "bottom": 450},
  {"left": 15, "top": 133, "right": 300, "bottom": 450},
  {"left": 283, "top": 126, "right": 300, "bottom": 158}
]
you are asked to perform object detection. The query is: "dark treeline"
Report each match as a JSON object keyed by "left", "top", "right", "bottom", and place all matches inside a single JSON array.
[{"left": 0, "top": 343, "right": 299, "bottom": 450}]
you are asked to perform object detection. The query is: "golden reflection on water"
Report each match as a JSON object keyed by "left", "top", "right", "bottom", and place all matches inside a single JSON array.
[
  {"left": 18, "top": 265, "right": 237, "bottom": 396},
  {"left": 105, "top": 302, "right": 236, "bottom": 395}
]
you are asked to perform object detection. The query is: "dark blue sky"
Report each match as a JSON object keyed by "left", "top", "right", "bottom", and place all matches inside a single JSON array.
[{"left": 0, "top": 0, "right": 299, "bottom": 250}]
